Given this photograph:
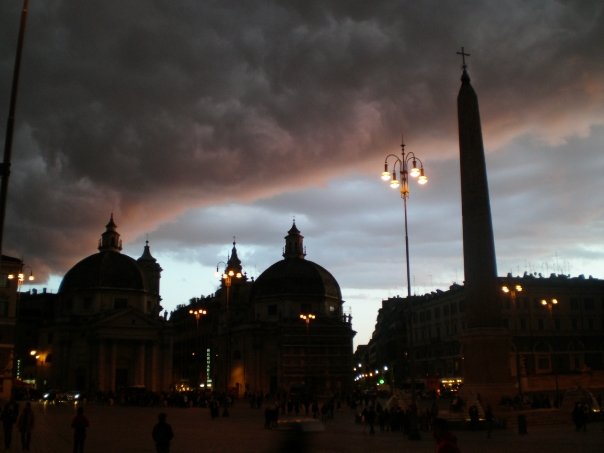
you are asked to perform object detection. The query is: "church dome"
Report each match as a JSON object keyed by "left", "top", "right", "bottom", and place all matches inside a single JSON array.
[
  {"left": 251, "top": 222, "right": 342, "bottom": 302},
  {"left": 59, "top": 251, "right": 145, "bottom": 294},
  {"left": 58, "top": 215, "right": 145, "bottom": 294},
  {"left": 252, "top": 258, "right": 342, "bottom": 301}
]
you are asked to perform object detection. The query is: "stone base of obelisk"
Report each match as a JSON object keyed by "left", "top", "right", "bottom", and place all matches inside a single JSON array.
[{"left": 459, "top": 328, "right": 515, "bottom": 413}]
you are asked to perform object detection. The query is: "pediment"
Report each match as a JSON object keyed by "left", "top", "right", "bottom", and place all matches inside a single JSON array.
[{"left": 94, "top": 307, "right": 163, "bottom": 330}]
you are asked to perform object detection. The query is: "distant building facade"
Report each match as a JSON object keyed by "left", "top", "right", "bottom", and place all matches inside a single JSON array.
[
  {"left": 0, "top": 255, "right": 25, "bottom": 400},
  {"left": 357, "top": 274, "right": 604, "bottom": 398},
  {"left": 32, "top": 216, "right": 173, "bottom": 394},
  {"left": 172, "top": 223, "right": 356, "bottom": 398}
]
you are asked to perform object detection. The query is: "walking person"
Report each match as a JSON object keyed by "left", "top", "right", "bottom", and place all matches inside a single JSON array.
[
  {"left": 152, "top": 412, "right": 174, "bottom": 453},
  {"left": 17, "top": 401, "right": 34, "bottom": 451},
  {"left": 71, "top": 406, "right": 90, "bottom": 453},
  {"left": 1, "top": 400, "right": 18, "bottom": 450}
]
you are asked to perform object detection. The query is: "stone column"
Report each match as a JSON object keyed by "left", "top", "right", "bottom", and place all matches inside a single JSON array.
[
  {"left": 98, "top": 340, "right": 106, "bottom": 391},
  {"left": 137, "top": 342, "right": 146, "bottom": 386}
]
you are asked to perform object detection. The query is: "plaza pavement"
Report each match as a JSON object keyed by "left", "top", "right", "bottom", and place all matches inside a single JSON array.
[{"left": 3, "top": 401, "right": 603, "bottom": 453}]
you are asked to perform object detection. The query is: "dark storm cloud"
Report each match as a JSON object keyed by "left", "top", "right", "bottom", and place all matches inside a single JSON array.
[{"left": 1, "top": 0, "right": 603, "bottom": 290}]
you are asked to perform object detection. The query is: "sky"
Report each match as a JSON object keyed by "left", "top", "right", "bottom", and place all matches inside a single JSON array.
[{"left": 1, "top": 1, "right": 603, "bottom": 349}]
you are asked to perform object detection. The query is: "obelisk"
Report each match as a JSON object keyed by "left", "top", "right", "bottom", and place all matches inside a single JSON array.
[{"left": 457, "top": 48, "right": 514, "bottom": 406}]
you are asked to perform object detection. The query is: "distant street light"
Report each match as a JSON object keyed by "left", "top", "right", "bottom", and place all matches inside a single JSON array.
[
  {"left": 215, "top": 262, "right": 243, "bottom": 312},
  {"left": 299, "top": 313, "right": 316, "bottom": 391},
  {"left": 381, "top": 137, "right": 428, "bottom": 297},
  {"left": 215, "top": 258, "right": 244, "bottom": 393},
  {"left": 540, "top": 298, "right": 558, "bottom": 314},
  {"left": 501, "top": 282, "right": 524, "bottom": 397},
  {"left": 540, "top": 296, "right": 560, "bottom": 405},
  {"left": 189, "top": 308, "right": 207, "bottom": 329},
  {"left": 299, "top": 313, "right": 316, "bottom": 330},
  {"left": 8, "top": 264, "right": 34, "bottom": 293}
]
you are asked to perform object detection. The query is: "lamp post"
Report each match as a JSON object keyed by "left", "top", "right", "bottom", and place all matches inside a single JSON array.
[
  {"left": 540, "top": 297, "right": 559, "bottom": 405},
  {"left": 215, "top": 260, "right": 243, "bottom": 394},
  {"left": 189, "top": 308, "right": 207, "bottom": 329},
  {"left": 299, "top": 313, "right": 315, "bottom": 392},
  {"left": 8, "top": 264, "right": 34, "bottom": 292},
  {"left": 189, "top": 308, "right": 207, "bottom": 387},
  {"left": 215, "top": 262, "right": 243, "bottom": 313},
  {"left": 540, "top": 298, "right": 558, "bottom": 314},
  {"left": 501, "top": 283, "right": 523, "bottom": 398},
  {"left": 381, "top": 137, "right": 428, "bottom": 298}
]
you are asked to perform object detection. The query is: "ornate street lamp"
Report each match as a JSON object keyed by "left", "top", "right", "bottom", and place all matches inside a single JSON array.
[
  {"left": 381, "top": 137, "right": 428, "bottom": 297},
  {"left": 189, "top": 308, "right": 207, "bottom": 329},
  {"left": 215, "top": 262, "right": 243, "bottom": 312},
  {"left": 540, "top": 298, "right": 558, "bottom": 313},
  {"left": 8, "top": 264, "right": 34, "bottom": 292},
  {"left": 501, "top": 282, "right": 524, "bottom": 397},
  {"left": 215, "top": 255, "right": 244, "bottom": 393},
  {"left": 299, "top": 313, "right": 316, "bottom": 330}
]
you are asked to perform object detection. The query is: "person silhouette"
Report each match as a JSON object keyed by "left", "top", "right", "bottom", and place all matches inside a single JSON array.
[
  {"left": 71, "top": 406, "right": 90, "bottom": 453},
  {"left": 152, "top": 412, "right": 174, "bottom": 453}
]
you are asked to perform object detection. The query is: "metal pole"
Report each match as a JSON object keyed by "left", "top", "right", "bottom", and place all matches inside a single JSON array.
[
  {"left": 403, "top": 195, "right": 411, "bottom": 298},
  {"left": 0, "top": 0, "right": 29, "bottom": 258}
]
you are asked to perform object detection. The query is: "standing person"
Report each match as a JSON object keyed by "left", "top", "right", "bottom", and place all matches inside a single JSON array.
[
  {"left": 433, "top": 417, "right": 461, "bottom": 453},
  {"left": 1, "top": 400, "right": 18, "bottom": 450},
  {"left": 71, "top": 406, "right": 89, "bottom": 453},
  {"left": 152, "top": 412, "right": 174, "bottom": 453},
  {"left": 17, "top": 401, "right": 34, "bottom": 451}
]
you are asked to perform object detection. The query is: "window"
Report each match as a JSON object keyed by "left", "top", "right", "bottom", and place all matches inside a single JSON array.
[
  {"left": 0, "top": 297, "right": 7, "bottom": 316},
  {"left": 114, "top": 298, "right": 127, "bottom": 309},
  {"left": 570, "top": 298, "right": 579, "bottom": 310},
  {"left": 536, "top": 355, "right": 551, "bottom": 373},
  {"left": 537, "top": 319, "right": 544, "bottom": 330},
  {"left": 267, "top": 305, "right": 277, "bottom": 316},
  {"left": 584, "top": 298, "right": 595, "bottom": 310},
  {"left": 83, "top": 297, "right": 92, "bottom": 310}
]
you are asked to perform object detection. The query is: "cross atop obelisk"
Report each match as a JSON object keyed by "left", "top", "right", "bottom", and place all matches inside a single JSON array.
[{"left": 456, "top": 46, "right": 471, "bottom": 70}]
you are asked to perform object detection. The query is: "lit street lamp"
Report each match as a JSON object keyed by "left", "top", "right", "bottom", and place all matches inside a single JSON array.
[
  {"left": 540, "top": 298, "right": 558, "bottom": 314},
  {"left": 540, "top": 297, "right": 560, "bottom": 405},
  {"left": 215, "top": 262, "right": 243, "bottom": 312},
  {"left": 8, "top": 264, "right": 34, "bottom": 292},
  {"left": 299, "top": 313, "right": 316, "bottom": 391},
  {"left": 189, "top": 308, "right": 207, "bottom": 329},
  {"left": 501, "top": 282, "right": 524, "bottom": 397},
  {"left": 381, "top": 138, "right": 428, "bottom": 441},
  {"left": 215, "top": 256, "right": 244, "bottom": 393},
  {"left": 299, "top": 313, "right": 316, "bottom": 330},
  {"left": 381, "top": 137, "right": 428, "bottom": 297}
]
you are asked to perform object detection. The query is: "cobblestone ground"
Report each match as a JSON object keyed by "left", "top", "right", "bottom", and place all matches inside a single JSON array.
[{"left": 1, "top": 401, "right": 602, "bottom": 453}]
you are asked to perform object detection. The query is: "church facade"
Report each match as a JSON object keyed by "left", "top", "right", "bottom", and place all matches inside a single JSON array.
[
  {"left": 172, "top": 222, "right": 356, "bottom": 399},
  {"left": 37, "top": 216, "right": 173, "bottom": 394}
]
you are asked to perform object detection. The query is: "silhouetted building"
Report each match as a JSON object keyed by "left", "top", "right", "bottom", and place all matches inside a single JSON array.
[
  {"left": 34, "top": 216, "right": 173, "bottom": 394},
  {"left": 358, "top": 274, "right": 604, "bottom": 400},
  {"left": 173, "top": 222, "right": 356, "bottom": 398},
  {"left": 0, "top": 255, "right": 24, "bottom": 400}
]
